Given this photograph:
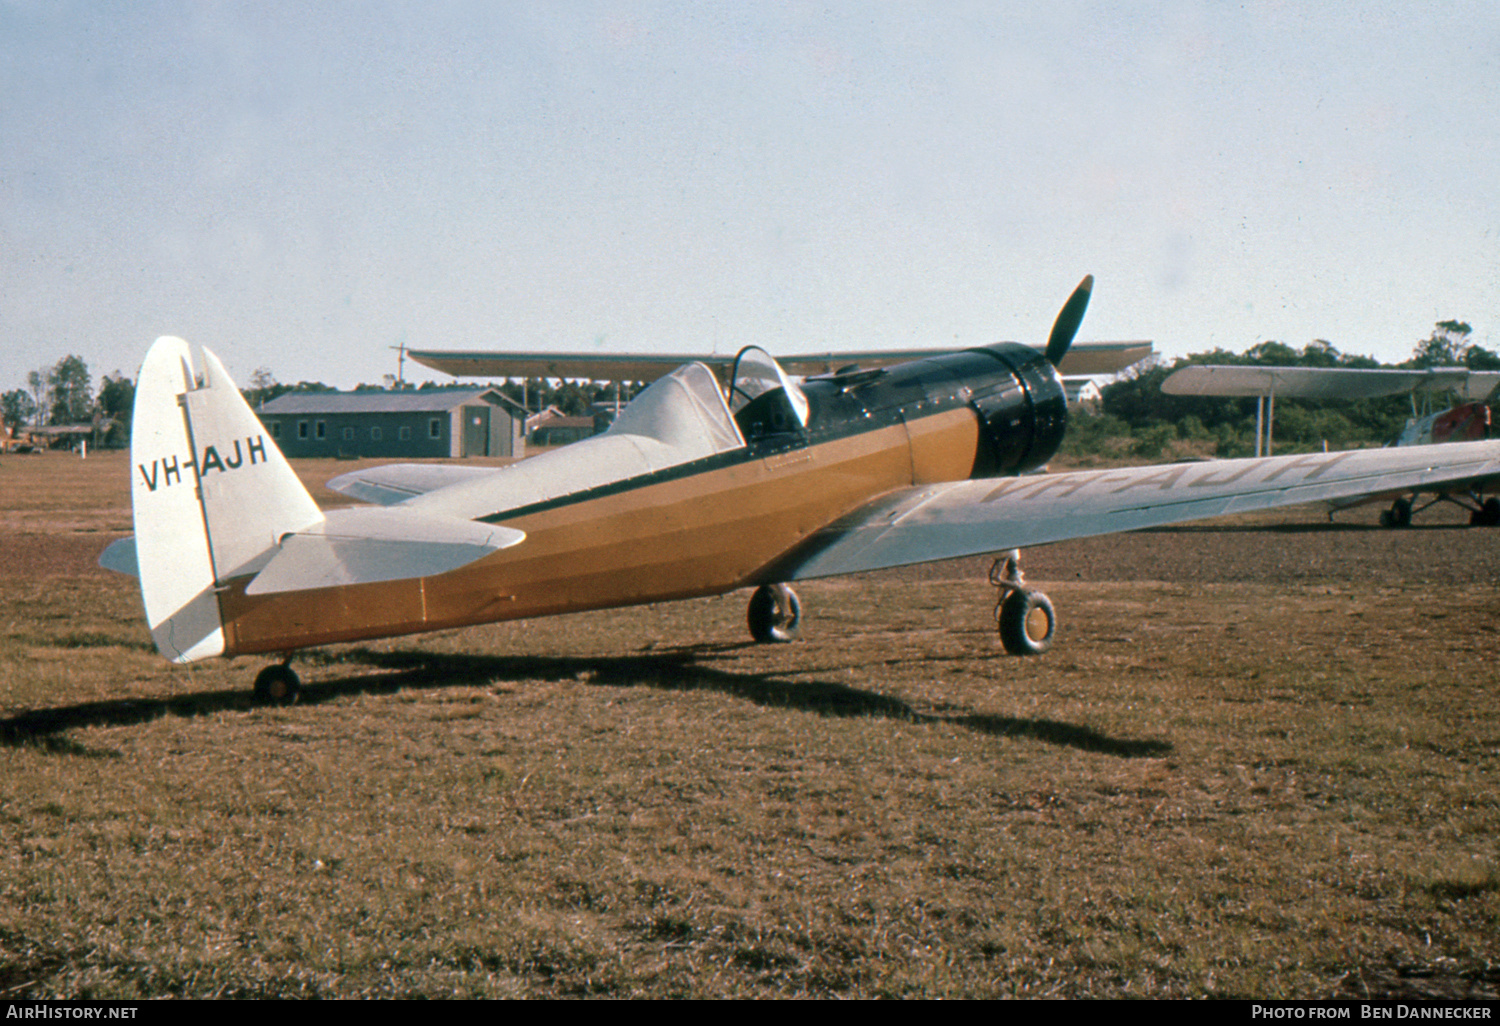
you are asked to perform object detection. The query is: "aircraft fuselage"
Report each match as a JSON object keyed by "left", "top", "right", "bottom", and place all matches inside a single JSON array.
[{"left": 216, "top": 343, "right": 1068, "bottom": 656}]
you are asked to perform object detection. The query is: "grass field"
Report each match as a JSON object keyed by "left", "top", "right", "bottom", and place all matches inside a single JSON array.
[{"left": 1, "top": 449, "right": 1497, "bottom": 998}]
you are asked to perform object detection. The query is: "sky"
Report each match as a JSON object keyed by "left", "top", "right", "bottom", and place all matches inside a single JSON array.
[{"left": 3, "top": 1, "right": 1498, "bottom": 394}]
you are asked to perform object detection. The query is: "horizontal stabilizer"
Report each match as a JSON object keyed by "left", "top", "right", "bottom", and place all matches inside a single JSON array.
[
  {"left": 246, "top": 506, "right": 524, "bottom": 594},
  {"left": 326, "top": 464, "right": 505, "bottom": 506},
  {"left": 99, "top": 536, "right": 138, "bottom": 577}
]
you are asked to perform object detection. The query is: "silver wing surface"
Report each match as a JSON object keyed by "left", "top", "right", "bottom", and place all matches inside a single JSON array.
[
  {"left": 1162, "top": 365, "right": 1500, "bottom": 402},
  {"left": 771, "top": 440, "right": 1500, "bottom": 580}
]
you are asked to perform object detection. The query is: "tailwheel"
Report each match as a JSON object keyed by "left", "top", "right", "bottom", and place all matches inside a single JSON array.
[
  {"left": 253, "top": 662, "right": 301, "bottom": 705},
  {"left": 748, "top": 583, "right": 802, "bottom": 643},
  {"left": 990, "top": 549, "right": 1056, "bottom": 655}
]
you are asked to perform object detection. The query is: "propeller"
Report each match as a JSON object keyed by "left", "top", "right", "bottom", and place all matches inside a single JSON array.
[{"left": 1044, "top": 274, "right": 1094, "bottom": 368}]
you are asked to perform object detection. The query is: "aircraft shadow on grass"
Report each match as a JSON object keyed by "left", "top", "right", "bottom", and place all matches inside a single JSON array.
[{"left": 0, "top": 646, "right": 1170, "bottom": 760}]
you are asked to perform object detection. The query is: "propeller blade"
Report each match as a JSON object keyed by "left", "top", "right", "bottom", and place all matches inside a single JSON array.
[{"left": 1044, "top": 274, "right": 1094, "bottom": 367}]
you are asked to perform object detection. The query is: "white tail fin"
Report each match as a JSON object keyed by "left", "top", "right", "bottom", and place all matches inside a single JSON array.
[{"left": 130, "top": 337, "right": 323, "bottom": 662}]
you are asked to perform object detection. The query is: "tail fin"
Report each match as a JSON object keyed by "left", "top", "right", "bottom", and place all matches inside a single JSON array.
[{"left": 130, "top": 337, "right": 323, "bottom": 662}]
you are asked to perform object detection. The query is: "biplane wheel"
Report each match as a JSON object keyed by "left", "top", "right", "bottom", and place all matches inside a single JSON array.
[
  {"left": 997, "top": 589, "right": 1055, "bottom": 656},
  {"left": 253, "top": 664, "right": 301, "bottom": 705},
  {"left": 1471, "top": 497, "right": 1500, "bottom": 527},
  {"left": 748, "top": 583, "right": 802, "bottom": 644},
  {"left": 1380, "top": 497, "right": 1413, "bottom": 529}
]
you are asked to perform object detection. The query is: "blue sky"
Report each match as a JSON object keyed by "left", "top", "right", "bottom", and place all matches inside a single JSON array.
[{"left": 3, "top": 1, "right": 1497, "bottom": 391}]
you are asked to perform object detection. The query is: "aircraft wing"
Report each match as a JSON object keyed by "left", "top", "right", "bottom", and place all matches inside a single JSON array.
[
  {"left": 769, "top": 440, "right": 1500, "bottom": 581},
  {"left": 1162, "top": 365, "right": 1500, "bottom": 401},
  {"left": 407, "top": 341, "right": 1152, "bottom": 383}
]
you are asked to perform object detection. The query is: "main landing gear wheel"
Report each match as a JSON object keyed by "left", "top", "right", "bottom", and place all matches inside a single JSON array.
[
  {"left": 990, "top": 550, "right": 1055, "bottom": 655},
  {"left": 748, "top": 583, "right": 802, "bottom": 643},
  {"left": 253, "top": 663, "right": 301, "bottom": 705},
  {"left": 997, "top": 590, "right": 1056, "bottom": 655},
  {"left": 1379, "top": 497, "right": 1413, "bottom": 528}
]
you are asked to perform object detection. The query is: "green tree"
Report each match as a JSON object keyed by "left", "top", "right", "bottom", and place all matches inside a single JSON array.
[
  {"left": 1463, "top": 344, "right": 1500, "bottom": 371},
  {"left": 1411, "top": 320, "right": 1473, "bottom": 368},
  {"left": 552, "top": 381, "right": 594, "bottom": 416},
  {"left": 241, "top": 367, "right": 283, "bottom": 408},
  {"left": 96, "top": 373, "right": 135, "bottom": 445},
  {"left": 26, "top": 369, "right": 49, "bottom": 427},
  {"left": 2, "top": 390, "right": 36, "bottom": 433},
  {"left": 47, "top": 355, "right": 92, "bottom": 425},
  {"left": 1245, "top": 340, "right": 1299, "bottom": 365},
  {"left": 1299, "top": 339, "right": 1341, "bottom": 367}
]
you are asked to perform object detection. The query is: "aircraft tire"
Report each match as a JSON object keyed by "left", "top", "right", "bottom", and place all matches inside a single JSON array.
[
  {"left": 748, "top": 583, "right": 801, "bottom": 644},
  {"left": 1472, "top": 497, "right": 1500, "bottom": 527},
  {"left": 253, "top": 664, "right": 301, "bottom": 705},
  {"left": 998, "top": 589, "right": 1055, "bottom": 655}
]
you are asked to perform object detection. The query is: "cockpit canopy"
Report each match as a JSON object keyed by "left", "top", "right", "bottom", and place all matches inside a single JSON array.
[
  {"left": 606, "top": 360, "right": 744, "bottom": 458},
  {"left": 726, "top": 346, "right": 809, "bottom": 442},
  {"left": 400, "top": 352, "right": 813, "bottom": 524},
  {"left": 606, "top": 346, "right": 811, "bottom": 452}
]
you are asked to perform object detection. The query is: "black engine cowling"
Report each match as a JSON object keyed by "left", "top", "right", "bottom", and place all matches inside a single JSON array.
[
  {"left": 799, "top": 341, "right": 1069, "bottom": 478},
  {"left": 962, "top": 343, "right": 1069, "bottom": 476}
]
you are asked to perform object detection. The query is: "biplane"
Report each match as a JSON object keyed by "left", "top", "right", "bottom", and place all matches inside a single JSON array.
[
  {"left": 1161, "top": 363, "right": 1500, "bottom": 526},
  {"left": 102, "top": 278, "right": 1500, "bottom": 701}
]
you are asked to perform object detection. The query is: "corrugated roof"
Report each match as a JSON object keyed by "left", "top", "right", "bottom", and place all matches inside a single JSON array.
[{"left": 258, "top": 389, "right": 515, "bottom": 416}]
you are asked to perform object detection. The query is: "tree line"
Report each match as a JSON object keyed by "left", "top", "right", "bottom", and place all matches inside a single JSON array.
[
  {"left": 6, "top": 321, "right": 1492, "bottom": 453},
  {"left": 2, "top": 356, "right": 136, "bottom": 446},
  {"left": 2, "top": 356, "right": 641, "bottom": 448}
]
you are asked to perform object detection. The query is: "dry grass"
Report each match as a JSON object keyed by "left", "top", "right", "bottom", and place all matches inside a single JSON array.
[{"left": 1, "top": 449, "right": 1497, "bottom": 998}]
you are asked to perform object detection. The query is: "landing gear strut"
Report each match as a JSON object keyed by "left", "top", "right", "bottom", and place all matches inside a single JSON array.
[
  {"left": 991, "top": 550, "right": 1055, "bottom": 655},
  {"left": 253, "top": 661, "right": 301, "bottom": 705},
  {"left": 748, "top": 583, "right": 801, "bottom": 643}
]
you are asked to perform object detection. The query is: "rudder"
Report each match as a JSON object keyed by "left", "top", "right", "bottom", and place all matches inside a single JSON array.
[{"left": 129, "top": 337, "right": 323, "bottom": 662}]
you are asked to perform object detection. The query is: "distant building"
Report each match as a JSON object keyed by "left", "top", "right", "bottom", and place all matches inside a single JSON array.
[
  {"left": 256, "top": 389, "right": 526, "bottom": 459},
  {"left": 10, "top": 419, "right": 117, "bottom": 452},
  {"left": 1062, "top": 377, "right": 1103, "bottom": 411},
  {"left": 525, "top": 405, "right": 598, "bottom": 447}
]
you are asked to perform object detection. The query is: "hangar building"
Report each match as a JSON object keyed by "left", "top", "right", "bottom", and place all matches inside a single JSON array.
[{"left": 256, "top": 389, "right": 526, "bottom": 459}]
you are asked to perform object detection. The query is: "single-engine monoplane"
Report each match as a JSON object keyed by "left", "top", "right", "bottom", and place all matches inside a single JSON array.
[{"left": 102, "top": 278, "right": 1500, "bottom": 701}]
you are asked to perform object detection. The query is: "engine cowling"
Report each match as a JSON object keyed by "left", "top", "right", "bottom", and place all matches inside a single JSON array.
[
  {"left": 798, "top": 342, "right": 1069, "bottom": 479},
  {"left": 963, "top": 343, "right": 1069, "bottom": 476}
]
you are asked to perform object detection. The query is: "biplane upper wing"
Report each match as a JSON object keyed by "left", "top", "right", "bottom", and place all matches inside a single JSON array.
[
  {"left": 407, "top": 341, "right": 1152, "bottom": 383},
  {"left": 770, "top": 440, "right": 1500, "bottom": 580},
  {"left": 1162, "top": 365, "right": 1500, "bottom": 401},
  {"left": 780, "top": 341, "right": 1153, "bottom": 378}
]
